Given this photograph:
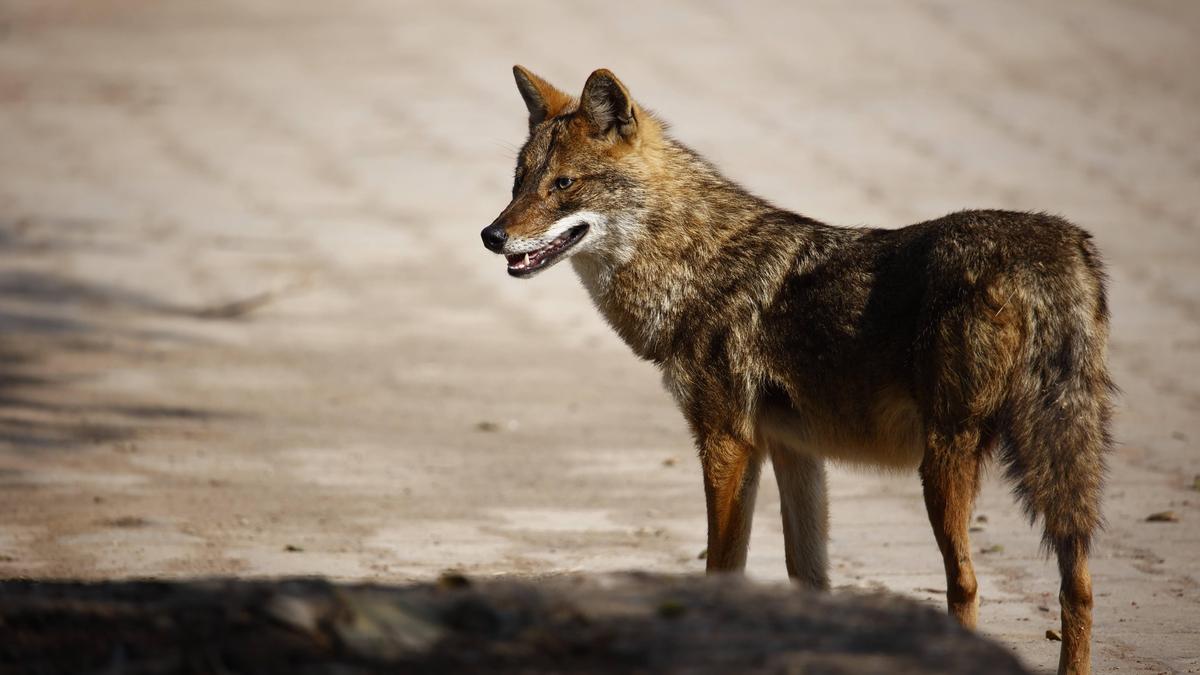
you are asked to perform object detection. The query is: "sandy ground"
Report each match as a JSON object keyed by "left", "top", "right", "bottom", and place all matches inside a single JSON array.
[{"left": 0, "top": 1, "right": 1197, "bottom": 672}]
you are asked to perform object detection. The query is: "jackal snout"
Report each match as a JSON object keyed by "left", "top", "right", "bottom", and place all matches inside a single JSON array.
[{"left": 482, "top": 193, "right": 597, "bottom": 278}]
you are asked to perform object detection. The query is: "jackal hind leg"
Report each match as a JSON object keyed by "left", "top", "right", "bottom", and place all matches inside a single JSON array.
[
  {"left": 700, "top": 433, "right": 763, "bottom": 572},
  {"left": 920, "top": 430, "right": 985, "bottom": 629},
  {"left": 770, "top": 446, "right": 829, "bottom": 589},
  {"left": 1052, "top": 538, "right": 1092, "bottom": 675}
]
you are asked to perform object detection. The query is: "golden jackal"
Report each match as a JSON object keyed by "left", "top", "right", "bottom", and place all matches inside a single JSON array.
[{"left": 482, "top": 66, "right": 1114, "bottom": 675}]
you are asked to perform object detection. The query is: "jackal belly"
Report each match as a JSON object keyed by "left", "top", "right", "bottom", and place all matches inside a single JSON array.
[{"left": 757, "top": 387, "right": 926, "bottom": 468}]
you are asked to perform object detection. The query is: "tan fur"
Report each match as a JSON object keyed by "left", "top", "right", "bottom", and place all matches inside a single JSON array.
[{"left": 759, "top": 386, "right": 926, "bottom": 470}]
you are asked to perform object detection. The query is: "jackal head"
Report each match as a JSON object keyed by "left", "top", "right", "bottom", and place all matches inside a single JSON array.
[{"left": 482, "top": 66, "right": 656, "bottom": 278}]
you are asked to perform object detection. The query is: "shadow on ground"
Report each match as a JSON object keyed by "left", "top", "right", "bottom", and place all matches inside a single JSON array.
[
  {"left": 0, "top": 572, "right": 1030, "bottom": 674},
  {"left": 0, "top": 225, "right": 237, "bottom": 455}
]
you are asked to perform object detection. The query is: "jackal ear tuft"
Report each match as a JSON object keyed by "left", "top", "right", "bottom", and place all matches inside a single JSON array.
[
  {"left": 513, "top": 65, "right": 573, "bottom": 129},
  {"left": 580, "top": 69, "right": 637, "bottom": 140}
]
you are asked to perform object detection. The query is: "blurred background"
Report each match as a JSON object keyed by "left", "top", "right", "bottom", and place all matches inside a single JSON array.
[{"left": 0, "top": 1, "right": 1197, "bottom": 671}]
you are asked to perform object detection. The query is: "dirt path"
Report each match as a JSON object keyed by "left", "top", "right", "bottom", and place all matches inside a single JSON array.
[{"left": 1, "top": 1, "right": 1197, "bottom": 672}]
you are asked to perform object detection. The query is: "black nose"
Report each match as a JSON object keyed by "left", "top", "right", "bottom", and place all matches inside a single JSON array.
[{"left": 481, "top": 224, "right": 508, "bottom": 252}]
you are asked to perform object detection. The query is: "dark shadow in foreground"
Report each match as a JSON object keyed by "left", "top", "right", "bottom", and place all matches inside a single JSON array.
[{"left": 0, "top": 572, "right": 1030, "bottom": 674}]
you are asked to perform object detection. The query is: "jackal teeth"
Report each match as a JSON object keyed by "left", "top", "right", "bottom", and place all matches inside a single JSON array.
[{"left": 502, "top": 223, "right": 590, "bottom": 276}]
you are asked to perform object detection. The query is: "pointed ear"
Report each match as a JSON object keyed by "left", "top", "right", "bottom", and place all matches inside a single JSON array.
[
  {"left": 513, "top": 65, "right": 573, "bottom": 129},
  {"left": 580, "top": 69, "right": 637, "bottom": 140}
]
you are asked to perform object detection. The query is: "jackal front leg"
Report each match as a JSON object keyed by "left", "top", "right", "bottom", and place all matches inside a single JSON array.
[
  {"left": 770, "top": 446, "right": 830, "bottom": 589},
  {"left": 699, "top": 432, "right": 763, "bottom": 572}
]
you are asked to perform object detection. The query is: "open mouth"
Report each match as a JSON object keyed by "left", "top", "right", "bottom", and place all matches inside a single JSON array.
[{"left": 506, "top": 224, "right": 590, "bottom": 277}]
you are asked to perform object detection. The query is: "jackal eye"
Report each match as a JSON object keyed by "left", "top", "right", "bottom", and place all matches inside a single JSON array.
[{"left": 554, "top": 176, "right": 574, "bottom": 190}]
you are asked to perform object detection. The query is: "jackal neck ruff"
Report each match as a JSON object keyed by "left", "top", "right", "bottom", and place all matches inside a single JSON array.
[{"left": 568, "top": 139, "right": 831, "bottom": 366}]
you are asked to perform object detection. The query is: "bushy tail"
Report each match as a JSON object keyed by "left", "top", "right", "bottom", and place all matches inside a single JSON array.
[{"left": 998, "top": 237, "right": 1115, "bottom": 556}]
